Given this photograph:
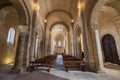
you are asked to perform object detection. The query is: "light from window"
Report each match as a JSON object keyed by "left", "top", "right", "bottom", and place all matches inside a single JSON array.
[
  {"left": 7, "top": 28, "right": 15, "bottom": 45},
  {"left": 58, "top": 41, "right": 62, "bottom": 47}
]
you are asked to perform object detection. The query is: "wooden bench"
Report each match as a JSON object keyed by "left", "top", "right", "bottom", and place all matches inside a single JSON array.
[
  {"left": 63, "top": 55, "right": 87, "bottom": 72},
  {"left": 64, "top": 60, "right": 87, "bottom": 72},
  {"left": 28, "top": 60, "right": 54, "bottom": 72},
  {"left": 27, "top": 55, "right": 57, "bottom": 72}
]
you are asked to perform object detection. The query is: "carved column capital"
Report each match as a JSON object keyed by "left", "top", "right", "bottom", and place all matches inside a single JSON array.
[
  {"left": 18, "top": 25, "right": 28, "bottom": 33},
  {"left": 91, "top": 24, "right": 100, "bottom": 30}
]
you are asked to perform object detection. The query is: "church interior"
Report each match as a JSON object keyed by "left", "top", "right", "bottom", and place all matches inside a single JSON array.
[{"left": 0, "top": 0, "right": 120, "bottom": 80}]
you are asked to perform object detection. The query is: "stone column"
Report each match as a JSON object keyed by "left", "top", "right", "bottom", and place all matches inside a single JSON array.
[
  {"left": 92, "top": 25, "right": 104, "bottom": 73},
  {"left": 51, "top": 31, "right": 54, "bottom": 55},
  {"left": 11, "top": 25, "right": 28, "bottom": 74},
  {"left": 68, "top": 31, "right": 72, "bottom": 55},
  {"left": 35, "top": 36, "right": 39, "bottom": 59},
  {"left": 73, "top": 30, "right": 77, "bottom": 57},
  {"left": 45, "top": 29, "right": 49, "bottom": 56},
  {"left": 29, "top": 8, "right": 37, "bottom": 61},
  {"left": 73, "top": 32, "right": 75, "bottom": 57},
  {"left": 66, "top": 32, "right": 68, "bottom": 55},
  {"left": 71, "top": 30, "right": 74, "bottom": 56},
  {"left": 37, "top": 38, "right": 41, "bottom": 59},
  {"left": 115, "top": 22, "right": 120, "bottom": 59},
  {"left": 30, "top": 28, "right": 37, "bottom": 61},
  {"left": 40, "top": 40, "right": 44, "bottom": 58}
]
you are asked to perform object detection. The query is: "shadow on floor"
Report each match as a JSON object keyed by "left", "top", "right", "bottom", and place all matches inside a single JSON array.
[
  {"left": 13, "top": 71, "right": 69, "bottom": 80},
  {"left": 0, "top": 64, "right": 68, "bottom": 80},
  {"left": 104, "top": 62, "right": 120, "bottom": 70}
]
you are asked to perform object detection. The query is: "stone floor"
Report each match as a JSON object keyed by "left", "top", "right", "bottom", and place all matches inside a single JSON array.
[
  {"left": 50, "top": 68, "right": 120, "bottom": 80},
  {"left": 0, "top": 63, "right": 120, "bottom": 80}
]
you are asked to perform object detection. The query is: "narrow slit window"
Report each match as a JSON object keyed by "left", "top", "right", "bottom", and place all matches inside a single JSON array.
[{"left": 7, "top": 28, "right": 15, "bottom": 46}]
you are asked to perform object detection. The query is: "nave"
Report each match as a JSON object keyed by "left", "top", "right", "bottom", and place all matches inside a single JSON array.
[{"left": 0, "top": 0, "right": 120, "bottom": 80}]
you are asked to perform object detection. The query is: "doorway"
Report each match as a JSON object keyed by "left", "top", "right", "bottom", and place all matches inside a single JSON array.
[{"left": 102, "top": 34, "right": 120, "bottom": 64}]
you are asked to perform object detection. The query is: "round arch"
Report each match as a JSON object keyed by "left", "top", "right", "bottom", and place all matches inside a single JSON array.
[
  {"left": 9, "top": 0, "right": 30, "bottom": 25},
  {"left": 49, "top": 21, "right": 69, "bottom": 32},
  {"left": 45, "top": 10, "right": 73, "bottom": 20},
  {"left": 102, "top": 34, "right": 120, "bottom": 64},
  {"left": 91, "top": 0, "right": 110, "bottom": 25}
]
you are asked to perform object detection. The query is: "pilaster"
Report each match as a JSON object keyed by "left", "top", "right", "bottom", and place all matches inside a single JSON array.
[{"left": 92, "top": 24, "right": 106, "bottom": 73}]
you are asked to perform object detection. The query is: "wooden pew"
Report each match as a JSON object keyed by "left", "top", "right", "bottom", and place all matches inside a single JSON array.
[
  {"left": 64, "top": 60, "right": 87, "bottom": 72},
  {"left": 27, "top": 55, "right": 57, "bottom": 72},
  {"left": 28, "top": 60, "right": 54, "bottom": 72},
  {"left": 63, "top": 55, "right": 87, "bottom": 72}
]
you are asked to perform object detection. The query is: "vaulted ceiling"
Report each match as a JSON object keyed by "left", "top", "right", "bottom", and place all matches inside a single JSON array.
[
  {"left": 38, "top": 0, "right": 78, "bottom": 20},
  {"left": 36, "top": 0, "right": 98, "bottom": 34},
  {"left": 1, "top": 0, "right": 120, "bottom": 35},
  {"left": 106, "top": 0, "right": 120, "bottom": 12}
]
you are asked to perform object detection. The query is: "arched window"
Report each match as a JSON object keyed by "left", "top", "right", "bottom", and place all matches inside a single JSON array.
[{"left": 7, "top": 28, "right": 15, "bottom": 45}]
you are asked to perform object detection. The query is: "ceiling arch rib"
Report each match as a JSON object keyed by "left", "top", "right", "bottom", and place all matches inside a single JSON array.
[
  {"left": 91, "top": 0, "right": 120, "bottom": 26},
  {"left": 50, "top": 21, "right": 69, "bottom": 32},
  {"left": 46, "top": 11, "right": 72, "bottom": 32},
  {"left": 0, "top": 0, "right": 27, "bottom": 25},
  {"left": 9, "top": 0, "right": 29, "bottom": 25},
  {"left": 99, "top": 6, "right": 119, "bottom": 25},
  {"left": 45, "top": 10, "right": 73, "bottom": 20},
  {"left": 91, "top": 0, "right": 110, "bottom": 25}
]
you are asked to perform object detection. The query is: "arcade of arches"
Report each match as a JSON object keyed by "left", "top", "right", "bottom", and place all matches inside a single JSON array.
[{"left": 0, "top": 0, "right": 120, "bottom": 80}]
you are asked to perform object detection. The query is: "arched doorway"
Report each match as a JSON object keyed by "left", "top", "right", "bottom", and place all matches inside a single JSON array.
[{"left": 102, "top": 34, "right": 120, "bottom": 64}]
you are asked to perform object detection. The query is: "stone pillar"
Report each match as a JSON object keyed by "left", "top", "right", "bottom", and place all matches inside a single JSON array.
[
  {"left": 30, "top": 28, "right": 37, "bottom": 61},
  {"left": 68, "top": 31, "right": 72, "bottom": 55},
  {"left": 73, "top": 30, "right": 77, "bottom": 57},
  {"left": 11, "top": 25, "right": 28, "bottom": 74},
  {"left": 45, "top": 29, "right": 49, "bottom": 56},
  {"left": 36, "top": 38, "right": 41, "bottom": 59},
  {"left": 71, "top": 30, "right": 74, "bottom": 56},
  {"left": 80, "top": 7, "right": 97, "bottom": 71},
  {"left": 92, "top": 25, "right": 104, "bottom": 73},
  {"left": 51, "top": 31, "right": 54, "bottom": 55},
  {"left": 29, "top": 4, "right": 37, "bottom": 61},
  {"left": 73, "top": 32, "right": 75, "bottom": 57},
  {"left": 35, "top": 36, "right": 39, "bottom": 59},
  {"left": 115, "top": 22, "right": 120, "bottom": 59},
  {"left": 66, "top": 32, "right": 68, "bottom": 55},
  {"left": 26, "top": 25, "right": 32, "bottom": 68},
  {"left": 39, "top": 40, "right": 44, "bottom": 58}
]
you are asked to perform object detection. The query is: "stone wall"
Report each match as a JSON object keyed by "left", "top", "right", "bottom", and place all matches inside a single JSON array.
[{"left": 0, "top": 7, "right": 19, "bottom": 65}]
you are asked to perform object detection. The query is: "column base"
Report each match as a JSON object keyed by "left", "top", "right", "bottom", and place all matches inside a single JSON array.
[
  {"left": 11, "top": 67, "right": 24, "bottom": 74},
  {"left": 97, "top": 67, "right": 107, "bottom": 74}
]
